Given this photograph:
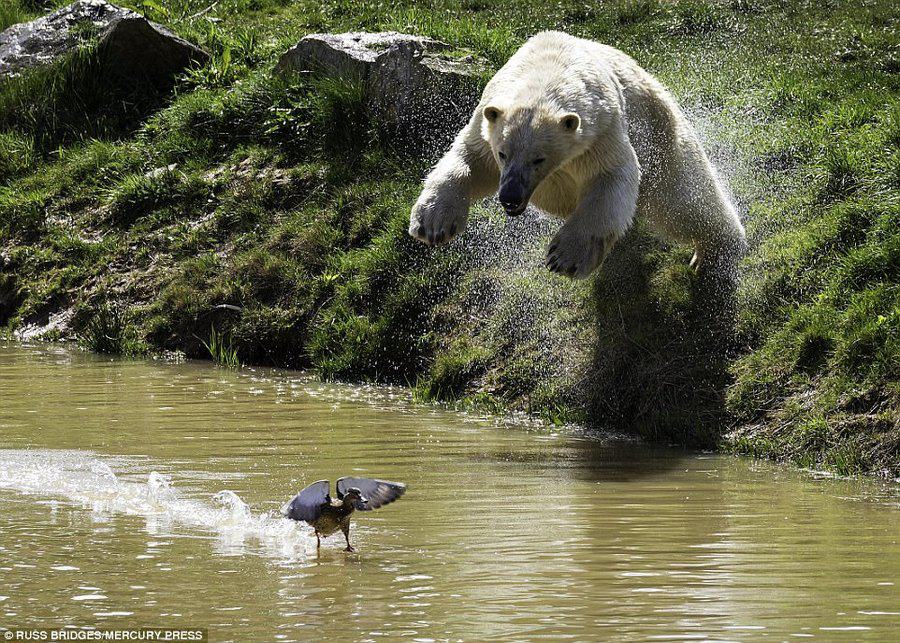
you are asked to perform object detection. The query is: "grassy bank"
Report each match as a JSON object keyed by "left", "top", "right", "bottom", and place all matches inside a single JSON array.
[{"left": 1, "top": 0, "right": 897, "bottom": 475}]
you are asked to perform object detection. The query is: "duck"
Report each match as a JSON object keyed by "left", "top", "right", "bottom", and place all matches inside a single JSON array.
[{"left": 282, "top": 477, "right": 406, "bottom": 552}]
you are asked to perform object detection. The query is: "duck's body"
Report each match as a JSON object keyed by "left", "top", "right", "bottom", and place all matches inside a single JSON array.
[
  {"left": 310, "top": 497, "right": 354, "bottom": 542},
  {"left": 282, "top": 477, "right": 406, "bottom": 552}
]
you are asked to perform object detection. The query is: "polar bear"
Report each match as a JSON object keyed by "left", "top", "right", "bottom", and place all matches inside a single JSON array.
[{"left": 408, "top": 31, "right": 745, "bottom": 278}]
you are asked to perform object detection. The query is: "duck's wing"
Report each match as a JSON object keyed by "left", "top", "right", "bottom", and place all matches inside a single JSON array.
[
  {"left": 282, "top": 479, "right": 331, "bottom": 523},
  {"left": 336, "top": 477, "right": 406, "bottom": 511}
]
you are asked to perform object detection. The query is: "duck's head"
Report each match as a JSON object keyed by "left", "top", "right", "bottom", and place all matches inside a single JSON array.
[{"left": 342, "top": 487, "right": 368, "bottom": 508}]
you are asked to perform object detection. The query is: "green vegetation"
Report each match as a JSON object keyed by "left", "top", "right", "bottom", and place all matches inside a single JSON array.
[
  {"left": 1, "top": 0, "right": 897, "bottom": 475},
  {"left": 201, "top": 324, "right": 240, "bottom": 367},
  {"left": 77, "top": 298, "right": 146, "bottom": 355}
]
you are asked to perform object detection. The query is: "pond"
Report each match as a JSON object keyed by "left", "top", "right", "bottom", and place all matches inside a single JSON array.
[{"left": 0, "top": 342, "right": 897, "bottom": 640}]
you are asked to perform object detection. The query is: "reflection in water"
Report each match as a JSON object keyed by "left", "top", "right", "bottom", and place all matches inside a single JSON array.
[{"left": 0, "top": 342, "right": 898, "bottom": 640}]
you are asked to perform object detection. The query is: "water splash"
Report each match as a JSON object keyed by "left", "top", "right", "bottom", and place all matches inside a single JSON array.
[
  {"left": 147, "top": 471, "right": 174, "bottom": 500},
  {"left": 213, "top": 489, "right": 252, "bottom": 519},
  {"left": 0, "top": 449, "right": 311, "bottom": 559}
]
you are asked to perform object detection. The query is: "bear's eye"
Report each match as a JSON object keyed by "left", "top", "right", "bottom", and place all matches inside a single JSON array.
[
  {"left": 533, "top": 158, "right": 545, "bottom": 165},
  {"left": 498, "top": 152, "right": 507, "bottom": 161}
]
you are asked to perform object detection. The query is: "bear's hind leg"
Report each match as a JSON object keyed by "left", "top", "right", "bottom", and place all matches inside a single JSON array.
[
  {"left": 691, "top": 234, "right": 747, "bottom": 289},
  {"left": 689, "top": 248, "right": 703, "bottom": 271},
  {"left": 660, "top": 154, "right": 745, "bottom": 275}
]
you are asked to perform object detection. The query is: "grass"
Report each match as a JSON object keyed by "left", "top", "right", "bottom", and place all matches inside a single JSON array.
[
  {"left": 0, "top": 0, "right": 897, "bottom": 475},
  {"left": 0, "top": 30, "right": 171, "bottom": 168},
  {"left": 201, "top": 325, "right": 240, "bottom": 367},
  {"left": 77, "top": 298, "right": 146, "bottom": 355}
]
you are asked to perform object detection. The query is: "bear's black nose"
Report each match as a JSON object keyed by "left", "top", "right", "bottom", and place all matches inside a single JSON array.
[
  {"left": 500, "top": 199, "right": 526, "bottom": 215},
  {"left": 498, "top": 185, "right": 527, "bottom": 215}
]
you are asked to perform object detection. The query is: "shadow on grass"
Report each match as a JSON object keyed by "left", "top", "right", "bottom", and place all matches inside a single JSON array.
[
  {"left": 579, "top": 229, "right": 740, "bottom": 449},
  {"left": 0, "top": 42, "right": 181, "bottom": 174}
]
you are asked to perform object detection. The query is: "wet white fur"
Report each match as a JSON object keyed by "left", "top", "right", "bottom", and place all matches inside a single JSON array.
[{"left": 409, "top": 31, "right": 746, "bottom": 278}]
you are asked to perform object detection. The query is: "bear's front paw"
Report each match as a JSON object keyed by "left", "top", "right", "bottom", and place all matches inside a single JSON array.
[
  {"left": 409, "top": 194, "right": 468, "bottom": 247},
  {"left": 546, "top": 228, "right": 614, "bottom": 279}
]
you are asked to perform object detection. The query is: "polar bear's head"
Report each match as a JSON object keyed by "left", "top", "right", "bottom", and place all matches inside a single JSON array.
[{"left": 481, "top": 103, "right": 586, "bottom": 216}]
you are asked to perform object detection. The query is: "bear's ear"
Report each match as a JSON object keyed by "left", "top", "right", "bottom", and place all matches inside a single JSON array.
[
  {"left": 483, "top": 105, "right": 503, "bottom": 123},
  {"left": 560, "top": 113, "right": 581, "bottom": 132}
]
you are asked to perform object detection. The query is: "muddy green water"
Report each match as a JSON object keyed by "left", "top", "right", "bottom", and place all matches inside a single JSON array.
[{"left": 0, "top": 343, "right": 897, "bottom": 641}]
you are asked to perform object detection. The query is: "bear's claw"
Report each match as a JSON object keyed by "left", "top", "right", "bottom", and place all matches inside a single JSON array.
[
  {"left": 409, "top": 194, "right": 467, "bottom": 247},
  {"left": 546, "top": 227, "right": 615, "bottom": 279}
]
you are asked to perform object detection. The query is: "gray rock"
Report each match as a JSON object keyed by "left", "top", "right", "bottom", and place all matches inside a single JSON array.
[
  {"left": 0, "top": 0, "right": 132, "bottom": 76},
  {"left": 0, "top": 0, "right": 208, "bottom": 87},
  {"left": 276, "top": 31, "right": 454, "bottom": 77},
  {"left": 96, "top": 15, "right": 208, "bottom": 88},
  {"left": 276, "top": 31, "right": 487, "bottom": 153}
]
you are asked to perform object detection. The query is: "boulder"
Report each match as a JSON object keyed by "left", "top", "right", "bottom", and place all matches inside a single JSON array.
[
  {"left": 96, "top": 15, "right": 208, "bottom": 88},
  {"left": 0, "top": 0, "right": 208, "bottom": 87},
  {"left": 276, "top": 31, "right": 487, "bottom": 153}
]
